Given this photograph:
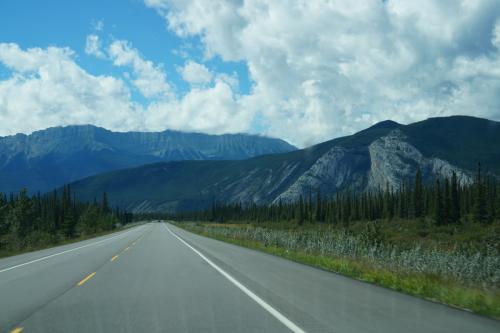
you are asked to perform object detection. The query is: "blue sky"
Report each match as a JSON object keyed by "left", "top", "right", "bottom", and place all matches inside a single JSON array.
[
  {"left": 0, "top": 1, "right": 499, "bottom": 147},
  {"left": 0, "top": 0, "right": 251, "bottom": 98}
]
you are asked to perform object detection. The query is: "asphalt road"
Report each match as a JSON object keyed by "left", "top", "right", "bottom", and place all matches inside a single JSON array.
[{"left": 0, "top": 222, "right": 498, "bottom": 333}]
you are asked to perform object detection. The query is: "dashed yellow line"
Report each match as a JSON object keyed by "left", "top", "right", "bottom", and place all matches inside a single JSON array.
[
  {"left": 111, "top": 255, "right": 119, "bottom": 262},
  {"left": 10, "top": 327, "right": 23, "bottom": 333},
  {"left": 77, "top": 272, "right": 96, "bottom": 286}
]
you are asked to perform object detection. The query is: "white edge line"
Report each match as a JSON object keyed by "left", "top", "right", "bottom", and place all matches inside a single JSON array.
[
  {"left": 0, "top": 225, "right": 145, "bottom": 274},
  {"left": 164, "top": 223, "right": 306, "bottom": 333}
]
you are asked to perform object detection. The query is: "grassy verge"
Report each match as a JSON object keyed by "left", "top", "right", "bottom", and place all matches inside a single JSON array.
[{"left": 174, "top": 222, "right": 500, "bottom": 319}]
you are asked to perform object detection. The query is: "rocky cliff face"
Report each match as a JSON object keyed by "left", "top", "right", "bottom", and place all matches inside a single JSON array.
[
  {"left": 275, "top": 129, "right": 472, "bottom": 203},
  {"left": 0, "top": 125, "right": 296, "bottom": 193},
  {"left": 274, "top": 146, "right": 369, "bottom": 203},
  {"left": 65, "top": 116, "right": 500, "bottom": 213},
  {"left": 0, "top": 125, "right": 295, "bottom": 161},
  {"left": 367, "top": 130, "right": 472, "bottom": 191}
]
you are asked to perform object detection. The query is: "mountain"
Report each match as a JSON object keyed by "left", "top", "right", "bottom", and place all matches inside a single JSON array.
[
  {"left": 68, "top": 116, "right": 500, "bottom": 213},
  {"left": 0, "top": 125, "right": 296, "bottom": 193}
]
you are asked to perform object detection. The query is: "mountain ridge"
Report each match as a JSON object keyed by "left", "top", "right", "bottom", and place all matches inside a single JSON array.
[
  {"left": 0, "top": 125, "right": 296, "bottom": 193},
  {"left": 67, "top": 115, "right": 500, "bottom": 213}
]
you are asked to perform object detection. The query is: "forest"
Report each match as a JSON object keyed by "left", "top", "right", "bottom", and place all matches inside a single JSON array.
[
  {"left": 175, "top": 164, "right": 500, "bottom": 228},
  {"left": 0, "top": 185, "right": 133, "bottom": 255}
]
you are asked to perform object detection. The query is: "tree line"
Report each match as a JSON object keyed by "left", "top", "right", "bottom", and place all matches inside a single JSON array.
[
  {"left": 174, "top": 163, "right": 500, "bottom": 226},
  {"left": 0, "top": 185, "right": 133, "bottom": 252}
]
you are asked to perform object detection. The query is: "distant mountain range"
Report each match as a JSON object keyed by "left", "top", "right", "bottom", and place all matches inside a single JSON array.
[
  {"left": 0, "top": 125, "right": 296, "bottom": 193},
  {"left": 67, "top": 116, "right": 500, "bottom": 213}
]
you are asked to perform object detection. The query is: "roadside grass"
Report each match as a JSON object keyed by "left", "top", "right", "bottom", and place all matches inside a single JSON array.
[{"left": 173, "top": 221, "right": 500, "bottom": 319}]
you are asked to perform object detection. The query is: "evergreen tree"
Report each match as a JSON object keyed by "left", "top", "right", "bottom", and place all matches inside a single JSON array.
[
  {"left": 298, "top": 195, "right": 305, "bottom": 225},
  {"left": 315, "top": 189, "right": 322, "bottom": 222},
  {"left": 101, "top": 192, "right": 110, "bottom": 214},
  {"left": 413, "top": 168, "right": 423, "bottom": 218},
  {"left": 13, "top": 189, "right": 34, "bottom": 238},
  {"left": 0, "top": 185, "right": 131, "bottom": 251},
  {"left": 434, "top": 178, "right": 444, "bottom": 225},
  {"left": 443, "top": 177, "right": 452, "bottom": 224},
  {"left": 210, "top": 199, "right": 216, "bottom": 221},
  {"left": 486, "top": 176, "right": 495, "bottom": 224},
  {"left": 450, "top": 172, "right": 460, "bottom": 224},
  {"left": 0, "top": 193, "right": 7, "bottom": 235},
  {"left": 383, "top": 182, "right": 393, "bottom": 219},
  {"left": 308, "top": 189, "right": 313, "bottom": 223},
  {"left": 172, "top": 164, "right": 496, "bottom": 228},
  {"left": 61, "top": 206, "right": 76, "bottom": 237},
  {"left": 472, "top": 163, "right": 488, "bottom": 223},
  {"left": 496, "top": 181, "right": 500, "bottom": 220}
]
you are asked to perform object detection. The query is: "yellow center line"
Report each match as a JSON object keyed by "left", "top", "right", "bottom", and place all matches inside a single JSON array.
[
  {"left": 124, "top": 246, "right": 130, "bottom": 251},
  {"left": 111, "top": 255, "right": 119, "bottom": 262},
  {"left": 77, "top": 272, "right": 96, "bottom": 286},
  {"left": 10, "top": 328, "right": 23, "bottom": 333}
]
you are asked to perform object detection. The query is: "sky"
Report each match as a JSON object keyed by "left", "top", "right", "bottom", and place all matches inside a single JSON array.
[{"left": 0, "top": 0, "right": 499, "bottom": 147}]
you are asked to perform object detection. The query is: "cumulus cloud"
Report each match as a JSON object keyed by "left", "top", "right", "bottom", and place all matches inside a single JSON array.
[
  {"left": 145, "top": 0, "right": 500, "bottom": 146},
  {"left": 179, "top": 60, "right": 213, "bottom": 85},
  {"left": 3, "top": 1, "right": 500, "bottom": 147},
  {"left": 85, "top": 34, "right": 105, "bottom": 58},
  {"left": 145, "top": 77, "right": 251, "bottom": 134},
  {"left": 0, "top": 42, "right": 250, "bottom": 137},
  {"left": 0, "top": 43, "right": 140, "bottom": 135},
  {"left": 108, "top": 40, "right": 172, "bottom": 99}
]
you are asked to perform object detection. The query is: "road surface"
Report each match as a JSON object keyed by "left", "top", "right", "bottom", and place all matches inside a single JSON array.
[{"left": 0, "top": 222, "right": 498, "bottom": 332}]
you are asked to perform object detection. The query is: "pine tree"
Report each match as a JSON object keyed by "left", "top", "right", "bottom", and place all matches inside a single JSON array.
[
  {"left": 0, "top": 192, "right": 7, "bottom": 235},
  {"left": 8, "top": 189, "right": 34, "bottom": 243},
  {"left": 443, "top": 177, "right": 452, "bottom": 224},
  {"left": 60, "top": 186, "right": 76, "bottom": 237},
  {"left": 434, "top": 178, "right": 444, "bottom": 225},
  {"left": 298, "top": 195, "right": 305, "bottom": 225},
  {"left": 496, "top": 181, "right": 500, "bottom": 221},
  {"left": 486, "top": 176, "right": 495, "bottom": 224},
  {"left": 308, "top": 189, "right": 313, "bottom": 223},
  {"left": 50, "top": 190, "right": 59, "bottom": 233},
  {"left": 315, "top": 189, "right": 322, "bottom": 222},
  {"left": 101, "top": 192, "right": 110, "bottom": 214},
  {"left": 210, "top": 199, "right": 216, "bottom": 221},
  {"left": 413, "top": 168, "right": 423, "bottom": 218},
  {"left": 343, "top": 193, "right": 351, "bottom": 227},
  {"left": 383, "top": 182, "right": 394, "bottom": 219},
  {"left": 62, "top": 206, "right": 76, "bottom": 237},
  {"left": 450, "top": 172, "right": 460, "bottom": 224},
  {"left": 472, "top": 163, "right": 488, "bottom": 223},
  {"left": 399, "top": 180, "right": 409, "bottom": 218}
]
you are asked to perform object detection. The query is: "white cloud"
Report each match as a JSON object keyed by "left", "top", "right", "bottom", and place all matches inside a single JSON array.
[
  {"left": 0, "top": 42, "right": 250, "bottom": 138},
  {"left": 179, "top": 60, "right": 213, "bottom": 85},
  {"left": 0, "top": 43, "right": 140, "bottom": 136},
  {"left": 3, "top": 1, "right": 500, "bottom": 147},
  {"left": 85, "top": 34, "right": 105, "bottom": 58},
  {"left": 145, "top": 77, "right": 251, "bottom": 134},
  {"left": 145, "top": 0, "right": 500, "bottom": 147},
  {"left": 108, "top": 40, "right": 172, "bottom": 99},
  {"left": 493, "top": 19, "right": 500, "bottom": 49},
  {"left": 103, "top": 39, "right": 250, "bottom": 134}
]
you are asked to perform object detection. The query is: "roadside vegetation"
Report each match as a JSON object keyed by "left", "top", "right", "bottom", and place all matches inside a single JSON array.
[
  {"left": 172, "top": 164, "right": 500, "bottom": 318},
  {"left": 0, "top": 185, "right": 133, "bottom": 258}
]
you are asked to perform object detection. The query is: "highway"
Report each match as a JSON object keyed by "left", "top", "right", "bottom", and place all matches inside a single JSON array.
[{"left": 0, "top": 222, "right": 498, "bottom": 332}]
